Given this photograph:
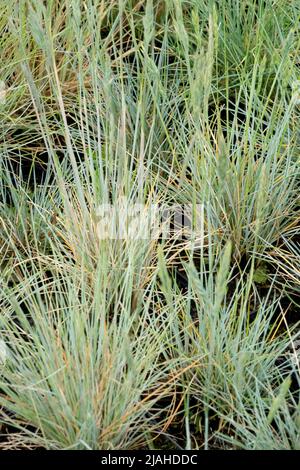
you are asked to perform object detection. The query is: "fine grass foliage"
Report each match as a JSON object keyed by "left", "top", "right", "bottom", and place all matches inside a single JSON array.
[{"left": 0, "top": 0, "right": 299, "bottom": 449}]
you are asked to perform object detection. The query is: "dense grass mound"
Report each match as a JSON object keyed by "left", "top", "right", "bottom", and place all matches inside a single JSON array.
[{"left": 0, "top": 0, "right": 299, "bottom": 449}]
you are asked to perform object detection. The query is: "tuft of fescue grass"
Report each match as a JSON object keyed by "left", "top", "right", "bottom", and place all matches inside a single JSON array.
[
  {"left": 0, "top": 240, "right": 179, "bottom": 449},
  {"left": 0, "top": 0, "right": 300, "bottom": 449}
]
